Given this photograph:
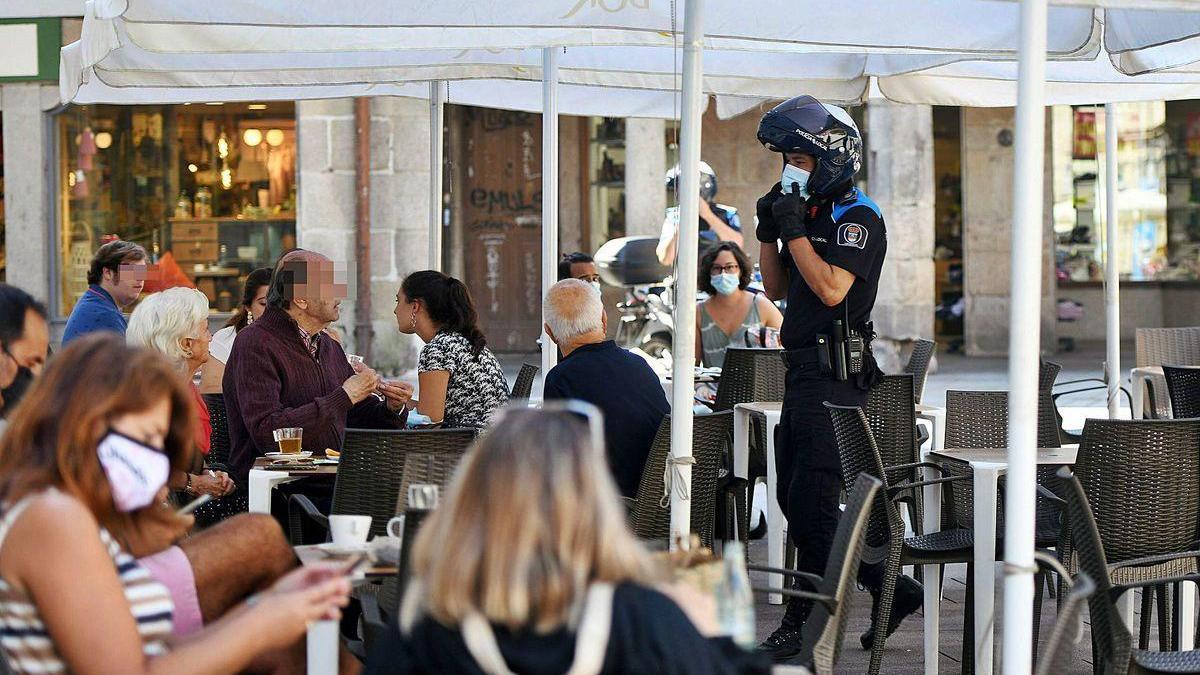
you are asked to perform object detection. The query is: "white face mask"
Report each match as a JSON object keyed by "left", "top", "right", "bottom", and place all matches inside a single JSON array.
[
  {"left": 97, "top": 431, "right": 171, "bottom": 512},
  {"left": 781, "top": 163, "right": 811, "bottom": 199},
  {"left": 710, "top": 273, "right": 740, "bottom": 296},
  {"left": 589, "top": 280, "right": 602, "bottom": 295}
]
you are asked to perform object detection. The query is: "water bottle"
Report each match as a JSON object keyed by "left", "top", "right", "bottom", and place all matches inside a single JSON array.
[{"left": 716, "top": 541, "right": 756, "bottom": 650}]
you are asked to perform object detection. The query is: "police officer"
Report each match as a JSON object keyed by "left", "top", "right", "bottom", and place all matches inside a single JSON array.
[
  {"left": 656, "top": 161, "right": 743, "bottom": 266},
  {"left": 754, "top": 95, "right": 922, "bottom": 662}
]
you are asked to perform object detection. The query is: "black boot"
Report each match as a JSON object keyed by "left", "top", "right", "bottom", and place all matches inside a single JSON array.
[
  {"left": 859, "top": 574, "right": 924, "bottom": 650},
  {"left": 758, "top": 596, "right": 810, "bottom": 662}
]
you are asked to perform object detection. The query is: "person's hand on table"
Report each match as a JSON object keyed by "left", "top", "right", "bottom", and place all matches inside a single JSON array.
[
  {"left": 124, "top": 492, "right": 194, "bottom": 557},
  {"left": 659, "top": 581, "right": 719, "bottom": 637},
  {"left": 378, "top": 380, "right": 414, "bottom": 413},
  {"left": 343, "top": 367, "right": 382, "bottom": 404}
]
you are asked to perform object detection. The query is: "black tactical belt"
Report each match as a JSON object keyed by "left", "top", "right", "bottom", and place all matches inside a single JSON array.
[{"left": 780, "top": 346, "right": 821, "bottom": 369}]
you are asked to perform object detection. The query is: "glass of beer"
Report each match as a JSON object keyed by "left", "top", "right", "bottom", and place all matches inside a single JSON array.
[{"left": 272, "top": 427, "right": 303, "bottom": 454}]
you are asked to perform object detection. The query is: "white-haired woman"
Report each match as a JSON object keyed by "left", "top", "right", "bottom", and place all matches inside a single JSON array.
[
  {"left": 127, "top": 288, "right": 234, "bottom": 499},
  {"left": 365, "top": 405, "right": 770, "bottom": 674}
]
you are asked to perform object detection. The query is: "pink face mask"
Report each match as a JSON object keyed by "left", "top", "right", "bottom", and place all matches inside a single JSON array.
[{"left": 96, "top": 431, "right": 171, "bottom": 512}]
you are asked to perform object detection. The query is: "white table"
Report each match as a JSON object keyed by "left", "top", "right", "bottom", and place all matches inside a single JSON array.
[
  {"left": 1131, "top": 365, "right": 1166, "bottom": 419},
  {"left": 915, "top": 403, "right": 946, "bottom": 454},
  {"left": 732, "top": 402, "right": 784, "bottom": 603},
  {"left": 921, "top": 446, "right": 1077, "bottom": 675}
]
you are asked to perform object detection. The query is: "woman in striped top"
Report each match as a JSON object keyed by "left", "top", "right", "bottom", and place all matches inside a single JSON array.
[{"left": 0, "top": 335, "right": 352, "bottom": 674}]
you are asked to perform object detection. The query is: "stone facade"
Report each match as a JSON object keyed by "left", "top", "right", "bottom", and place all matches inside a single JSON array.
[
  {"left": 960, "top": 107, "right": 1057, "bottom": 356},
  {"left": 3, "top": 83, "right": 58, "bottom": 305}
]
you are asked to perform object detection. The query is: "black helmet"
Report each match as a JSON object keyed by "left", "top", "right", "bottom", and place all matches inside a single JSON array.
[
  {"left": 757, "top": 95, "right": 862, "bottom": 198},
  {"left": 666, "top": 160, "right": 718, "bottom": 202}
]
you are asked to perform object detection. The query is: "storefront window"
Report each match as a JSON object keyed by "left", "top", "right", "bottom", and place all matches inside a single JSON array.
[
  {"left": 1052, "top": 102, "right": 1200, "bottom": 282},
  {"left": 57, "top": 102, "right": 297, "bottom": 314}
]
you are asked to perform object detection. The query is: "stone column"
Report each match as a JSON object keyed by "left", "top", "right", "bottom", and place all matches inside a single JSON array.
[
  {"left": 3, "top": 83, "right": 54, "bottom": 305},
  {"left": 866, "top": 100, "right": 936, "bottom": 373},
  {"left": 296, "top": 97, "right": 431, "bottom": 375},
  {"left": 624, "top": 117, "right": 667, "bottom": 237},
  {"left": 960, "top": 107, "right": 1057, "bottom": 356}
]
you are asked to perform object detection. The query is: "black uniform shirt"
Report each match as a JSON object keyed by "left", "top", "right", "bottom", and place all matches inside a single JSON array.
[{"left": 779, "top": 188, "right": 888, "bottom": 351}]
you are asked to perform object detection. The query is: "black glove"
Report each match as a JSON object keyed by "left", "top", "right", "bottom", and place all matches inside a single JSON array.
[
  {"left": 771, "top": 189, "right": 808, "bottom": 242},
  {"left": 755, "top": 183, "right": 784, "bottom": 243}
]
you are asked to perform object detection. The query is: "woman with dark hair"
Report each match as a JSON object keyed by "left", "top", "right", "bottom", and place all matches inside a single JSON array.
[
  {"left": 695, "top": 242, "right": 783, "bottom": 367},
  {"left": 394, "top": 271, "right": 508, "bottom": 428},
  {"left": 199, "top": 268, "right": 272, "bottom": 394},
  {"left": 0, "top": 335, "right": 351, "bottom": 673}
]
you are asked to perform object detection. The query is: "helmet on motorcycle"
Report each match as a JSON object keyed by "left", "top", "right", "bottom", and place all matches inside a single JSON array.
[
  {"left": 666, "top": 160, "right": 718, "bottom": 202},
  {"left": 757, "top": 95, "right": 862, "bottom": 198}
]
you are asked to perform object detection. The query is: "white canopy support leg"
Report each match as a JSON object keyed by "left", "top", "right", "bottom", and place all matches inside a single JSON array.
[
  {"left": 1001, "top": 1, "right": 1047, "bottom": 675},
  {"left": 669, "top": 0, "right": 704, "bottom": 551},
  {"left": 541, "top": 49, "right": 560, "bottom": 381},
  {"left": 1104, "top": 103, "right": 1121, "bottom": 420},
  {"left": 429, "top": 81, "right": 444, "bottom": 271}
]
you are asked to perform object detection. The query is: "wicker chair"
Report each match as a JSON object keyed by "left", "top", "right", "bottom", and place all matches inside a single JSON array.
[
  {"left": 826, "top": 402, "right": 975, "bottom": 675},
  {"left": 903, "top": 339, "right": 937, "bottom": 404},
  {"left": 510, "top": 363, "right": 539, "bottom": 400},
  {"left": 630, "top": 412, "right": 733, "bottom": 550},
  {"left": 1061, "top": 418, "right": 1200, "bottom": 654},
  {"left": 1033, "top": 553, "right": 1094, "bottom": 675},
  {"left": 748, "top": 474, "right": 881, "bottom": 675},
  {"left": 194, "top": 394, "right": 247, "bottom": 527},
  {"left": 1164, "top": 365, "right": 1200, "bottom": 419},
  {"left": 394, "top": 429, "right": 477, "bottom": 513},
  {"left": 1059, "top": 465, "right": 1200, "bottom": 674},
  {"left": 865, "top": 375, "right": 922, "bottom": 534},
  {"left": 1137, "top": 327, "right": 1200, "bottom": 419},
  {"left": 711, "top": 347, "right": 786, "bottom": 413},
  {"left": 287, "top": 427, "right": 475, "bottom": 544}
]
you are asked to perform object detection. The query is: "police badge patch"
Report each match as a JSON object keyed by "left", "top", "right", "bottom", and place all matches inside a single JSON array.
[{"left": 837, "top": 223, "right": 868, "bottom": 249}]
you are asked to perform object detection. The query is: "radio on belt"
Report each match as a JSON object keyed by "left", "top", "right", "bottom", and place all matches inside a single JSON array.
[{"left": 817, "top": 304, "right": 865, "bottom": 382}]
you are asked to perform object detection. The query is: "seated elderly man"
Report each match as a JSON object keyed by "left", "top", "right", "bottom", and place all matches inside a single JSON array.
[
  {"left": 543, "top": 279, "right": 670, "bottom": 497},
  {"left": 224, "top": 249, "right": 411, "bottom": 486}
]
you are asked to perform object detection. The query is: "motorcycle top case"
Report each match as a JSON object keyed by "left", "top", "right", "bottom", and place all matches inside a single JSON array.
[{"left": 594, "top": 236, "right": 670, "bottom": 287}]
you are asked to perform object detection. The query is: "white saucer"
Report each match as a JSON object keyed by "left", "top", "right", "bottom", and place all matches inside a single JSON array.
[
  {"left": 266, "top": 451, "right": 312, "bottom": 460},
  {"left": 317, "top": 541, "right": 371, "bottom": 556}
]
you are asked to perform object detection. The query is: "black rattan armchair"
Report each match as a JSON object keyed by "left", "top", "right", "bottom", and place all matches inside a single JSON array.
[
  {"left": 826, "top": 402, "right": 975, "bottom": 675},
  {"left": 630, "top": 412, "right": 733, "bottom": 550},
  {"left": 1032, "top": 552, "right": 1094, "bottom": 675},
  {"left": 393, "top": 429, "right": 477, "bottom": 513},
  {"left": 865, "top": 375, "right": 923, "bottom": 535},
  {"left": 1164, "top": 365, "right": 1200, "bottom": 419},
  {"left": 1061, "top": 418, "right": 1200, "bottom": 654},
  {"left": 194, "top": 394, "right": 247, "bottom": 527},
  {"left": 1059, "top": 465, "right": 1200, "bottom": 674},
  {"left": 749, "top": 473, "right": 881, "bottom": 675},
  {"left": 711, "top": 347, "right": 786, "bottom": 413},
  {"left": 510, "top": 363, "right": 539, "bottom": 400},
  {"left": 904, "top": 339, "right": 937, "bottom": 404},
  {"left": 287, "top": 427, "right": 475, "bottom": 544}
]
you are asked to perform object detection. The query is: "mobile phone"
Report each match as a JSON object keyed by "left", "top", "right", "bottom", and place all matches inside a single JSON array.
[{"left": 176, "top": 494, "right": 212, "bottom": 516}]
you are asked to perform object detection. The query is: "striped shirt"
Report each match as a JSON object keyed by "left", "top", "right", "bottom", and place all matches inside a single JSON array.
[{"left": 0, "top": 491, "right": 174, "bottom": 673}]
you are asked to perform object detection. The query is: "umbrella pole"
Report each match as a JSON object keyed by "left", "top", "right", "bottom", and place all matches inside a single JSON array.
[
  {"left": 1002, "top": 1, "right": 1047, "bottom": 674},
  {"left": 1104, "top": 103, "right": 1120, "bottom": 420},
  {"left": 541, "top": 48, "right": 560, "bottom": 379},
  {"left": 669, "top": 0, "right": 704, "bottom": 550},
  {"left": 429, "top": 81, "right": 444, "bottom": 270}
]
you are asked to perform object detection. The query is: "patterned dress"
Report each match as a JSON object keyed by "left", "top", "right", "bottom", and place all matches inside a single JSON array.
[
  {"left": 0, "top": 491, "right": 174, "bottom": 672},
  {"left": 418, "top": 331, "right": 509, "bottom": 428}
]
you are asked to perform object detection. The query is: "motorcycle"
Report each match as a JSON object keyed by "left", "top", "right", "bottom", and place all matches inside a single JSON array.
[{"left": 595, "top": 236, "right": 676, "bottom": 367}]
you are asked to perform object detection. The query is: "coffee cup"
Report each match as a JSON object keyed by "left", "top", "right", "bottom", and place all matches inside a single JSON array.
[
  {"left": 329, "top": 515, "right": 372, "bottom": 547},
  {"left": 386, "top": 514, "right": 406, "bottom": 539}
]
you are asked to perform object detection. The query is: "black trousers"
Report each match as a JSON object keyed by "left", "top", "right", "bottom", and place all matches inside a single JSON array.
[{"left": 775, "top": 365, "right": 869, "bottom": 580}]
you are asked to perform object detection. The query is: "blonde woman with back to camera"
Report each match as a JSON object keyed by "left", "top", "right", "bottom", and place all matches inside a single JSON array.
[{"left": 365, "top": 404, "right": 770, "bottom": 674}]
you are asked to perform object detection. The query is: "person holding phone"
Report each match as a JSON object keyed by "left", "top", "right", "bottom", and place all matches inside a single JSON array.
[{"left": 0, "top": 335, "right": 352, "bottom": 673}]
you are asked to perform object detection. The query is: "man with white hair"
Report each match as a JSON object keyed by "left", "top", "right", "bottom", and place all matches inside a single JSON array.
[{"left": 543, "top": 279, "right": 669, "bottom": 497}]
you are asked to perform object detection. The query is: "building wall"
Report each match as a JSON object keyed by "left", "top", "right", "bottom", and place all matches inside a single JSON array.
[
  {"left": 295, "top": 96, "right": 431, "bottom": 375},
  {"left": 3, "top": 83, "right": 58, "bottom": 309},
  {"left": 961, "top": 107, "right": 1057, "bottom": 356},
  {"left": 700, "top": 103, "right": 779, "bottom": 264}
]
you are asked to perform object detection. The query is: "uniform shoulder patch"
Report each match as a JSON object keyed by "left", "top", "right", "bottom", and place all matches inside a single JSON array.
[{"left": 837, "top": 222, "right": 868, "bottom": 249}]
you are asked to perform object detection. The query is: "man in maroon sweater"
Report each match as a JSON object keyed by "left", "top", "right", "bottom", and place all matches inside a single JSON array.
[{"left": 223, "top": 250, "right": 410, "bottom": 484}]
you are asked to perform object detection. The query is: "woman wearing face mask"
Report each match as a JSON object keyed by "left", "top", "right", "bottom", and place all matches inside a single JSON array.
[
  {"left": 695, "top": 242, "right": 783, "bottom": 367},
  {"left": 0, "top": 335, "right": 351, "bottom": 674},
  {"left": 394, "top": 271, "right": 508, "bottom": 428}
]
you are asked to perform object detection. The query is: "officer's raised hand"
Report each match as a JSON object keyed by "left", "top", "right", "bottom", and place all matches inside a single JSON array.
[
  {"left": 755, "top": 182, "right": 784, "bottom": 243},
  {"left": 771, "top": 183, "right": 808, "bottom": 241}
]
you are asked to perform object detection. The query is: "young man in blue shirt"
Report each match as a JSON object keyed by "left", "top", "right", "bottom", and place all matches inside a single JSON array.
[{"left": 62, "top": 240, "right": 148, "bottom": 345}]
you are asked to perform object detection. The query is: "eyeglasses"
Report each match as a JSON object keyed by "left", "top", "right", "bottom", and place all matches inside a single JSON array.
[
  {"left": 492, "top": 400, "right": 606, "bottom": 456},
  {"left": 577, "top": 274, "right": 601, "bottom": 284},
  {"left": 710, "top": 263, "right": 740, "bottom": 275}
]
